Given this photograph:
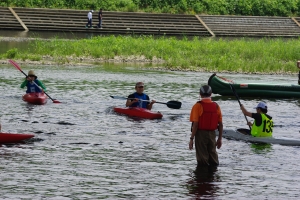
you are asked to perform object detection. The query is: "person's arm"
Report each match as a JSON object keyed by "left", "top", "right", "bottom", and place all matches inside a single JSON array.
[
  {"left": 147, "top": 100, "right": 156, "bottom": 110},
  {"left": 189, "top": 103, "right": 201, "bottom": 150},
  {"left": 240, "top": 104, "right": 252, "bottom": 117},
  {"left": 20, "top": 80, "right": 28, "bottom": 88},
  {"left": 125, "top": 94, "right": 137, "bottom": 107},
  {"left": 126, "top": 99, "right": 138, "bottom": 107},
  {"left": 189, "top": 121, "right": 198, "bottom": 150},
  {"left": 216, "top": 122, "right": 223, "bottom": 149},
  {"left": 37, "top": 80, "right": 46, "bottom": 91},
  {"left": 216, "top": 104, "right": 223, "bottom": 149}
]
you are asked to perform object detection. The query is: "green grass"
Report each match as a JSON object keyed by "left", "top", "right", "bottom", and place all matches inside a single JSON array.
[{"left": 1, "top": 35, "right": 300, "bottom": 74}]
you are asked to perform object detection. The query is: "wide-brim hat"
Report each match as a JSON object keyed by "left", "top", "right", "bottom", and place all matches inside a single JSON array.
[{"left": 28, "top": 70, "right": 37, "bottom": 78}]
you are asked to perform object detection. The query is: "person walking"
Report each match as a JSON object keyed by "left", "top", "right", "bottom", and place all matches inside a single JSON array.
[
  {"left": 297, "top": 61, "right": 300, "bottom": 85},
  {"left": 20, "top": 70, "right": 46, "bottom": 93},
  {"left": 240, "top": 102, "right": 273, "bottom": 137},
  {"left": 97, "top": 8, "right": 103, "bottom": 29},
  {"left": 189, "top": 85, "right": 223, "bottom": 166},
  {"left": 126, "top": 82, "right": 156, "bottom": 110},
  {"left": 85, "top": 10, "right": 93, "bottom": 28}
]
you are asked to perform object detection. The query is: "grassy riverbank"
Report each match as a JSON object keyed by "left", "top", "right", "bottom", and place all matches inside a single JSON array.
[{"left": 1, "top": 36, "right": 300, "bottom": 74}]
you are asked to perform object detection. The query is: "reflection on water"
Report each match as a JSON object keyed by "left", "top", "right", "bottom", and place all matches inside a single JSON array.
[
  {"left": 0, "top": 30, "right": 94, "bottom": 40},
  {"left": 187, "top": 165, "right": 220, "bottom": 199},
  {"left": 0, "top": 30, "right": 97, "bottom": 54},
  {"left": 250, "top": 143, "right": 272, "bottom": 154}
]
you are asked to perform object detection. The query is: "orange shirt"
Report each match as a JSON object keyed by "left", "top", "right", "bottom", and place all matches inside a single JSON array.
[{"left": 190, "top": 98, "right": 222, "bottom": 122}]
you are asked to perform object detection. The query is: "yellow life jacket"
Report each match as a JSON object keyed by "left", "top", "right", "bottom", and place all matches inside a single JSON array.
[{"left": 251, "top": 113, "right": 273, "bottom": 137}]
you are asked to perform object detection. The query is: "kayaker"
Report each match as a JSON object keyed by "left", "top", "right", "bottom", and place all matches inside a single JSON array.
[
  {"left": 126, "top": 82, "right": 156, "bottom": 110},
  {"left": 240, "top": 102, "right": 273, "bottom": 137},
  {"left": 189, "top": 85, "right": 223, "bottom": 166},
  {"left": 20, "top": 70, "right": 46, "bottom": 93}
]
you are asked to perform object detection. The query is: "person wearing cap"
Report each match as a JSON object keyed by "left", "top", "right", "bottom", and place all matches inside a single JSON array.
[
  {"left": 126, "top": 82, "right": 156, "bottom": 110},
  {"left": 86, "top": 10, "right": 93, "bottom": 28},
  {"left": 20, "top": 70, "right": 46, "bottom": 93},
  {"left": 240, "top": 102, "right": 273, "bottom": 137},
  {"left": 189, "top": 85, "right": 223, "bottom": 166}
]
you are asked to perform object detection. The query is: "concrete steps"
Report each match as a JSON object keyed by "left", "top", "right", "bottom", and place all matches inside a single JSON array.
[
  {"left": 200, "top": 15, "right": 300, "bottom": 37},
  {"left": 0, "top": 7, "right": 300, "bottom": 37},
  {"left": 9, "top": 7, "right": 211, "bottom": 36},
  {"left": 0, "top": 7, "right": 24, "bottom": 30}
]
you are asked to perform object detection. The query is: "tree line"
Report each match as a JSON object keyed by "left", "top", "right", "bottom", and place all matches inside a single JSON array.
[{"left": 1, "top": 0, "right": 300, "bottom": 17}]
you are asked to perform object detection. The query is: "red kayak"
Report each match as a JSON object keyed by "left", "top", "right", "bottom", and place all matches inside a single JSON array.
[
  {"left": 0, "top": 132, "right": 35, "bottom": 144},
  {"left": 22, "top": 92, "right": 47, "bottom": 105},
  {"left": 114, "top": 107, "right": 163, "bottom": 119}
]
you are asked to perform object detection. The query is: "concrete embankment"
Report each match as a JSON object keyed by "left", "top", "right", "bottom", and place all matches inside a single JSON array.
[{"left": 1, "top": 7, "right": 300, "bottom": 37}]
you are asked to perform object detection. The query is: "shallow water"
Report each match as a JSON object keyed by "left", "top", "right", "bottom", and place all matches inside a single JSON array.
[{"left": 0, "top": 63, "right": 299, "bottom": 199}]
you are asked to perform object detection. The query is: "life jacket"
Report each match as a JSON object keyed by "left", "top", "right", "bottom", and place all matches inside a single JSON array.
[
  {"left": 197, "top": 101, "right": 219, "bottom": 131},
  {"left": 131, "top": 92, "right": 148, "bottom": 108},
  {"left": 251, "top": 113, "right": 273, "bottom": 137},
  {"left": 26, "top": 80, "right": 42, "bottom": 93}
]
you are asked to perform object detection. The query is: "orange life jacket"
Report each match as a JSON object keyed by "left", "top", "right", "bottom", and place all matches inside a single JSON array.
[{"left": 198, "top": 101, "right": 219, "bottom": 131}]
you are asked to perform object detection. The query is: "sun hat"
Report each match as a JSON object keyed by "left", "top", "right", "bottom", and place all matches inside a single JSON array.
[
  {"left": 28, "top": 70, "right": 37, "bottom": 77},
  {"left": 200, "top": 85, "right": 212, "bottom": 96},
  {"left": 254, "top": 102, "right": 267, "bottom": 109},
  {"left": 135, "top": 82, "right": 144, "bottom": 87}
]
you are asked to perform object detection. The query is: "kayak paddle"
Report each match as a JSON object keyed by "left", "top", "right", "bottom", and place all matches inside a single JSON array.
[
  {"left": 110, "top": 95, "right": 182, "bottom": 109},
  {"left": 9, "top": 59, "right": 61, "bottom": 103},
  {"left": 229, "top": 84, "right": 251, "bottom": 130}
]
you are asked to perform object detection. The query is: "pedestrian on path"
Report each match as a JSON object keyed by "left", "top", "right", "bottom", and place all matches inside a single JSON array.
[
  {"left": 86, "top": 10, "right": 93, "bottom": 28},
  {"left": 97, "top": 8, "right": 103, "bottom": 29}
]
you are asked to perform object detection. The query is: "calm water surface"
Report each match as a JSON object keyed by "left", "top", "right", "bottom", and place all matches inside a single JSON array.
[{"left": 0, "top": 63, "right": 299, "bottom": 199}]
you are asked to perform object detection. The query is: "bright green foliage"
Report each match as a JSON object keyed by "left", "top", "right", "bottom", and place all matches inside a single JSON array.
[
  {"left": 1, "top": 0, "right": 300, "bottom": 16},
  {"left": 2, "top": 36, "right": 300, "bottom": 73},
  {"left": 5, "top": 48, "right": 18, "bottom": 59}
]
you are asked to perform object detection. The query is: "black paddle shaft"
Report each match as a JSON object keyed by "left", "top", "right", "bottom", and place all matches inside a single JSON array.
[
  {"left": 110, "top": 95, "right": 181, "bottom": 109},
  {"left": 229, "top": 84, "right": 252, "bottom": 130}
]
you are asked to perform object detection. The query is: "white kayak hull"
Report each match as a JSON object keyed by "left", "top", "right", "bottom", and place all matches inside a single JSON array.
[{"left": 219, "top": 129, "right": 300, "bottom": 146}]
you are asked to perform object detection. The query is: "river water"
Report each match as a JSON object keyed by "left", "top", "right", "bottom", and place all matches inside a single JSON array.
[{"left": 0, "top": 63, "right": 299, "bottom": 199}]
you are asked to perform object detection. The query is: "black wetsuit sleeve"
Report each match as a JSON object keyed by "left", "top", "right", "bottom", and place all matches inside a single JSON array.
[
  {"left": 252, "top": 113, "right": 262, "bottom": 126},
  {"left": 128, "top": 94, "right": 135, "bottom": 101}
]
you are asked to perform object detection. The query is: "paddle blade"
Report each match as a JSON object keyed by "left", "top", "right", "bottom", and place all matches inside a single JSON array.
[
  {"left": 52, "top": 99, "right": 61, "bottom": 103},
  {"left": 166, "top": 101, "right": 182, "bottom": 109},
  {"left": 9, "top": 59, "right": 22, "bottom": 71},
  {"left": 110, "top": 95, "right": 127, "bottom": 100}
]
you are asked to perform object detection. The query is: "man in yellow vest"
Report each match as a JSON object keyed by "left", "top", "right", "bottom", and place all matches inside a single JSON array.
[{"left": 240, "top": 102, "right": 273, "bottom": 137}]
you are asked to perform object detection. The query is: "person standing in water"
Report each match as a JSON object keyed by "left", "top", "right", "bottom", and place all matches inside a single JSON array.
[{"left": 189, "top": 85, "right": 223, "bottom": 166}]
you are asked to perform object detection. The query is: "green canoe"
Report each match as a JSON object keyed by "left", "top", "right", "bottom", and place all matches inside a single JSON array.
[{"left": 208, "top": 73, "right": 300, "bottom": 98}]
